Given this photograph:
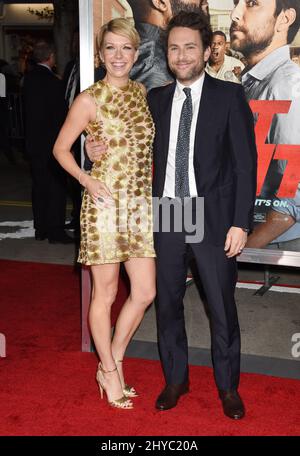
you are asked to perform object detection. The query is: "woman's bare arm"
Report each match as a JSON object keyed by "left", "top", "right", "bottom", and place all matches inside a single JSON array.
[
  {"left": 53, "top": 92, "right": 112, "bottom": 201},
  {"left": 53, "top": 92, "right": 95, "bottom": 180}
]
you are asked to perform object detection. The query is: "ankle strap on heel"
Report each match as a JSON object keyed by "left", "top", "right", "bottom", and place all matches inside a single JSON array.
[{"left": 99, "top": 363, "right": 117, "bottom": 374}]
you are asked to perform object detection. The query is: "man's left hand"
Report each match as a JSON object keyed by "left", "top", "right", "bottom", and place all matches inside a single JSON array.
[
  {"left": 85, "top": 135, "right": 108, "bottom": 162},
  {"left": 224, "top": 226, "right": 248, "bottom": 258}
]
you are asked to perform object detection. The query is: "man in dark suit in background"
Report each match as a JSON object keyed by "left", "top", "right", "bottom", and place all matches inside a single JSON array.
[
  {"left": 0, "top": 71, "right": 10, "bottom": 161},
  {"left": 147, "top": 11, "right": 257, "bottom": 419},
  {"left": 63, "top": 29, "right": 81, "bottom": 235},
  {"left": 23, "top": 41, "right": 73, "bottom": 244}
]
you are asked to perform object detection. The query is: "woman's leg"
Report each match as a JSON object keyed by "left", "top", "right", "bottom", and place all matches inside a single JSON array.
[
  {"left": 90, "top": 263, "right": 129, "bottom": 402},
  {"left": 111, "top": 258, "right": 156, "bottom": 386}
]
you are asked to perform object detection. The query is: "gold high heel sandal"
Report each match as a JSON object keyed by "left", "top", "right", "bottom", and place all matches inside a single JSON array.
[
  {"left": 96, "top": 363, "right": 133, "bottom": 409},
  {"left": 115, "top": 359, "right": 138, "bottom": 398}
]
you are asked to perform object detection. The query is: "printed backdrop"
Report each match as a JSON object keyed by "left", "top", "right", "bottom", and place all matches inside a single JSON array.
[{"left": 92, "top": 0, "right": 300, "bottom": 257}]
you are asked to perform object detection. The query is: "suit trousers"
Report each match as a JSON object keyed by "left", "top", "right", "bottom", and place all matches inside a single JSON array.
[
  {"left": 154, "top": 198, "right": 241, "bottom": 391},
  {"left": 30, "top": 156, "right": 67, "bottom": 237}
]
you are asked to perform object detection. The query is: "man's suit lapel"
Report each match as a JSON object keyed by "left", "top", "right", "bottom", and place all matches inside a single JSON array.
[
  {"left": 159, "top": 82, "right": 176, "bottom": 164},
  {"left": 157, "top": 74, "right": 217, "bottom": 173},
  {"left": 194, "top": 73, "right": 216, "bottom": 157}
]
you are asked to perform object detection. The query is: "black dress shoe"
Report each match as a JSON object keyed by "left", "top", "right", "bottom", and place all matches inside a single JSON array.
[
  {"left": 35, "top": 230, "right": 47, "bottom": 241},
  {"left": 156, "top": 382, "right": 189, "bottom": 411},
  {"left": 219, "top": 390, "right": 245, "bottom": 420},
  {"left": 48, "top": 232, "right": 75, "bottom": 244}
]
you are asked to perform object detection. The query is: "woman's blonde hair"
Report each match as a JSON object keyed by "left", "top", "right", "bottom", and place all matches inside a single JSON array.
[{"left": 97, "top": 18, "right": 140, "bottom": 52}]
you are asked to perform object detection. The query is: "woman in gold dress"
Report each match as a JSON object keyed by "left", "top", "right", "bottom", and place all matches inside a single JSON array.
[{"left": 53, "top": 18, "right": 156, "bottom": 410}]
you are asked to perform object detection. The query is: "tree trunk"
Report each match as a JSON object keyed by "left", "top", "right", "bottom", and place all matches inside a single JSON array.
[{"left": 52, "top": 0, "right": 79, "bottom": 76}]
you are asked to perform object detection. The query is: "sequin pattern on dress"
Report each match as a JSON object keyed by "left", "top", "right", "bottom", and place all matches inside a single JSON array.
[{"left": 78, "top": 80, "right": 156, "bottom": 265}]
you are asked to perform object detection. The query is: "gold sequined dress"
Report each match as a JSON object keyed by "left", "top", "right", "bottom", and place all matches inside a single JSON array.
[{"left": 78, "top": 79, "right": 156, "bottom": 265}]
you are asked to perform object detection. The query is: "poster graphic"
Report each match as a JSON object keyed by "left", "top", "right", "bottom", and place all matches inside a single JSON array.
[{"left": 92, "top": 0, "right": 300, "bottom": 255}]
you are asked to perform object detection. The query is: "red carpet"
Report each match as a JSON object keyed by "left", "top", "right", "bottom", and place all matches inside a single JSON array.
[{"left": 0, "top": 259, "right": 300, "bottom": 436}]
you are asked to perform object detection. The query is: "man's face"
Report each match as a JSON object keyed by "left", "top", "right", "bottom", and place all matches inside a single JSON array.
[
  {"left": 210, "top": 34, "right": 226, "bottom": 64},
  {"left": 230, "top": 0, "right": 277, "bottom": 57},
  {"left": 167, "top": 26, "right": 210, "bottom": 84},
  {"left": 170, "top": 0, "right": 209, "bottom": 16}
]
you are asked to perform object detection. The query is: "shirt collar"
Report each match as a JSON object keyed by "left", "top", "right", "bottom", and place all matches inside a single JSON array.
[
  {"left": 242, "top": 45, "right": 290, "bottom": 83},
  {"left": 175, "top": 72, "right": 205, "bottom": 99},
  {"left": 37, "top": 63, "right": 52, "bottom": 72}
]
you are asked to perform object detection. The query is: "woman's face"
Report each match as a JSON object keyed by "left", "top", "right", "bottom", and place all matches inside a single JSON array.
[{"left": 100, "top": 31, "right": 138, "bottom": 81}]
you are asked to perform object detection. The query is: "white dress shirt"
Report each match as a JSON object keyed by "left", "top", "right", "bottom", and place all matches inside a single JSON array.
[
  {"left": 37, "top": 63, "right": 52, "bottom": 72},
  {"left": 163, "top": 73, "right": 204, "bottom": 198}
]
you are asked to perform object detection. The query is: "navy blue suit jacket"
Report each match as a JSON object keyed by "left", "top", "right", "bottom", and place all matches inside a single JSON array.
[{"left": 147, "top": 73, "right": 257, "bottom": 245}]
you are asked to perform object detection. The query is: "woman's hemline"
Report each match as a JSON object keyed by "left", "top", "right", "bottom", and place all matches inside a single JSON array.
[{"left": 77, "top": 254, "right": 156, "bottom": 266}]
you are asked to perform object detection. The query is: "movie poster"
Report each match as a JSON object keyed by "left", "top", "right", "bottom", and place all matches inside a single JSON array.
[{"left": 92, "top": 0, "right": 300, "bottom": 256}]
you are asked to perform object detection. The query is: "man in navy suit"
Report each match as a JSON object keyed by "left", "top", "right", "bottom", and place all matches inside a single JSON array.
[{"left": 147, "top": 11, "right": 257, "bottom": 419}]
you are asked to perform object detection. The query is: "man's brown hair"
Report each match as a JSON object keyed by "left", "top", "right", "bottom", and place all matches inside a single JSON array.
[{"left": 166, "top": 11, "right": 212, "bottom": 50}]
